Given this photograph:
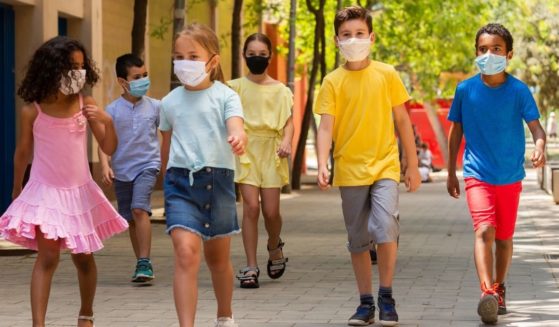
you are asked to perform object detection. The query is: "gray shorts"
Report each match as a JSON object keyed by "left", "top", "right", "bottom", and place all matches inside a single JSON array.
[
  {"left": 114, "top": 168, "right": 159, "bottom": 221},
  {"left": 339, "top": 179, "right": 399, "bottom": 253}
]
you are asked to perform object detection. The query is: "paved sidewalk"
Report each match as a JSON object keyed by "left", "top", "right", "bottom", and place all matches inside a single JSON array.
[{"left": 1, "top": 170, "right": 559, "bottom": 326}]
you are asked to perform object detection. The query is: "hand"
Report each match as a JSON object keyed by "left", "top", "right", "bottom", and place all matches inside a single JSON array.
[
  {"left": 277, "top": 140, "right": 291, "bottom": 158},
  {"left": 228, "top": 132, "right": 247, "bottom": 155},
  {"left": 317, "top": 165, "right": 330, "bottom": 190},
  {"left": 447, "top": 174, "right": 461, "bottom": 198},
  {"left": 101, "top": 166, "right": 115, "bottom": 186},
  {"left": 11, "top": 186, "right": 22, "bottom": 200},
  {"left": 405, "top": 166, "right": 421, "bottom": 192},
  {"left": 82, "top": 105, "right": 109, "bottom": 124},
  {"left": 531, "top": 149, "right": 545, "bottom": 168}
]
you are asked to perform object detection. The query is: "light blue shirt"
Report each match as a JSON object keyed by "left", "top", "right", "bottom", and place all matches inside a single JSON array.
[
  {"left": 106, "top": 96, "right": 161, "bottom": 181},
  {"left": 448, "top": 74, "right": 540, "bottom": 185},
  {"left": 160, "top": 81, "right": 244, "bottom": 181}
]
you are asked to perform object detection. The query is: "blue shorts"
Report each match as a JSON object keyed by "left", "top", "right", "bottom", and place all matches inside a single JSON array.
[
  {"left": 114, "top": 168, "right": 159, "bottom": 221},
  {"left": 164, "top": 167, "right": 240, "bottom": 240}
]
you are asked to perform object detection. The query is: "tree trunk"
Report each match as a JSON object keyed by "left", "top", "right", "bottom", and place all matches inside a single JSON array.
[
  {"left": 170, "top": 0, "right": 185, "bottom": 90},
  {"left": 131, "top": 0, "right": 148, "bottom": 59},
  {"left": 231, "top": 0, "right": 244, "bottom": 79},
  {"left": 291, "top": 0, "right": 326, "bottom": 189}
]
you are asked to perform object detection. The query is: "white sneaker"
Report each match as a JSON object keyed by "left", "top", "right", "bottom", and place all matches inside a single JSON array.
[{"left": 214, "top": 317, "right": 238, "bottom": 327}]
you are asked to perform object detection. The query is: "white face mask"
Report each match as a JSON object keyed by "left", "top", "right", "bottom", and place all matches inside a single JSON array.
[
  {"left": 338, "top": 36, "right": 372, "bottom": 62},
  {"left": 173, "top": 59, "right": 208, "bottom": 87},
  {"left": 59, "top": 69, "right": 86, "bottom": 95}
]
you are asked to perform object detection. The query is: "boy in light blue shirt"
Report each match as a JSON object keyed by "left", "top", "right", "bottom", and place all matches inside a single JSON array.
[{"left": 99, "top": 53, "right": 160, "bottom": 283}]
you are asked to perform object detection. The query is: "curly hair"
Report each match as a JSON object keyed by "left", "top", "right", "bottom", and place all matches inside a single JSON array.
[
  {"left": 334, "top": 6, "right": 373, "bottom": 36},
  {"left": 17, "top": 36, "right": 100, "bottom": 103},
  {"left": 475, "top": 23, "right": 514, "bottom": 53}
]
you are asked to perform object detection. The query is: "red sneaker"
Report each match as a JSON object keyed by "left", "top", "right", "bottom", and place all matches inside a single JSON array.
[
  {"left": 493, "top": 283, "right": 507, "bottom": 315},
  {"left": 478, "top": 282, "right": 498, "bottom": 324}
]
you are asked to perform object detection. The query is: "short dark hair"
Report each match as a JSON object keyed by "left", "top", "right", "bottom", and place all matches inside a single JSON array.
[
  {"left": 475, "top": 23, "right": 513, "bottom": 52},
  {"left": 115, "top": 53, "right": 144, "bottom": 79},
  {"left": 334, "top": 6, "right": 373, "bottom": 36},
  {"left": 243, "top": 33, "right": 273, "bottom": 57}
]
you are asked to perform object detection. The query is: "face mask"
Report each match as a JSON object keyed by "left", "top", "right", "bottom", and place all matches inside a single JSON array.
[
  {"left": 60, "top": 69, "right": 86, "bottom": 95},
  {"left": 245, "top": 56, "right": 270, "bottom": 75},
  {"left": 338, "top": 36, "right": 371, "bottom": 62},
  {"left": 475, "top": 53, "right": 507, "bottom": 75},
  {"left": 173, "top": 59, "right": 208, "bottom": 87},
  {"left": 127, "top": 77, "right": 150, "bottom": 97}
]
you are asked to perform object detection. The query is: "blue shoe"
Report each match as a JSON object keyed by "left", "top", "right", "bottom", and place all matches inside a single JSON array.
[
  {"left": 348, "top": 304, "right": 375, "bottom": 326},
  {"left": 132, "top": 259, "right": 154, "bottom": 283},
  {"left": 378, "top": 296, "right": 399, "bottom": 326}
]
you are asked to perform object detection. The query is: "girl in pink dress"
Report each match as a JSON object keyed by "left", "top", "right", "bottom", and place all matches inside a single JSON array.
[{"left": 0, "top": 36, "right": 128, "bottom": 327}]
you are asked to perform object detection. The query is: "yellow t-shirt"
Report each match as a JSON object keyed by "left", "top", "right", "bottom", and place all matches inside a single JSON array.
[
  {"left": 314, "top": 61, "right": 410, "bottom": 186},
  {"left": 228, "top": 77, "right": 293, "bottom": 187}
]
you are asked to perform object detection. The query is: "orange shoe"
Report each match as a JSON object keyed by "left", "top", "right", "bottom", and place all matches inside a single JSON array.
[
  {"left": 478, "top": 282, "right": 498, "bottom": 324},
  {"left": 493, "top": 283, "right": 507, "bottom": 315}
]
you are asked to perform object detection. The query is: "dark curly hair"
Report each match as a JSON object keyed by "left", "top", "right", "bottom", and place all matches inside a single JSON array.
[
  {"left": 475, "top": 23, "right": 513, "bottom": 52},
  {"left": 17, "top": 36, "right": 100, "bottom": 103}
]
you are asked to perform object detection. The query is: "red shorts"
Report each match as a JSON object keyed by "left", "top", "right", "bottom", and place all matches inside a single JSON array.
[{"left": 465, "top": 178, "right": 522, "bottom": 240}]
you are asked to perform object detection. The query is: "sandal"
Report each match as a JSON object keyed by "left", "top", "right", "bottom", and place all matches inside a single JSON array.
[
  {"left": 78, "top": 315, "right": 95, "bottom": 326},
  {"left": 236, "top": 266, "right": 260, "bottom": 288},
  {"left": 267, "top": 239, "right": 288, "bottom": 280}
]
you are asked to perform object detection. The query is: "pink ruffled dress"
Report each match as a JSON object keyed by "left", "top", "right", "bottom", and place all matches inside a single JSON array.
[{"left": 0, "top": 95, "right": 128, "bottom": 253}]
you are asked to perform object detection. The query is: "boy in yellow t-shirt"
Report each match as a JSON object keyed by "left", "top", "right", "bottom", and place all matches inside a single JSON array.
[{"left": 315, "top": 6, "right": 420, "bottom": 327}]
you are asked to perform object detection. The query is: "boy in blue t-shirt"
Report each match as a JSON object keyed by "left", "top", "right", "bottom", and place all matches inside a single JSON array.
[
  {"left": 447, "top": 23, "right": 546, "bottom": 324},
  {"left": 99, "top": 54, "right": 161, "bottom": 283}
]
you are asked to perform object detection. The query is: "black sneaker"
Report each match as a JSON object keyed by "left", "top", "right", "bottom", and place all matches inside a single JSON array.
[
  {"left": 348, "top": 304, "right": 375, "bottom": 326},
  {"left": 378, "top": 296, "right": 399, "bottom": 326},
  {"left": 494, "top": 283, "right": 507, "bottom": 315}
]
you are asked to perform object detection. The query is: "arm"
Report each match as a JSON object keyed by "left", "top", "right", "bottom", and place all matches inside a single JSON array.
[
  {"left": 226, "top": 116, "right": 247, "bottom": 155},
  {"left": 446, "top": 122, "right": 463, "bottom": 198},
  {"left": 82, "top": 96, "right": 118, "bottom": 155},
  {"left": 11, "top": 104, "right": 37, "bottom": 199},
  {"left": 97, "top": 147, "right": 114, "bottom": 186},
  {"left": 277, "top": 115, "right": 294, "bottom": 158},
  {"left": 160, "top": 130, "right": 172, "bottom": 178},
  {"left": 317, "top": 114, "right": 334, "bottom": 190},
  {"left": 527, "top": 119, "right": 546, "bottom": 168},
  {"left": 393, "top": 104, "right": 420, "bottom": 192}
]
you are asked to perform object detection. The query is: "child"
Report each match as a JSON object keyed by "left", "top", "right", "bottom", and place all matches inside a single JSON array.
[
  {"left": 315, "top": 6, "right": 420, "bottom": 327},
  {"left": 228, "top": 33, "right": 293, "bottom": 289},
  {"left": 446, "top": 23, "right": 546, "bottom": 325},
  {"left": 160, "top": 23, "right": 247, "bottom": 327},
  {"left": 0, "top": 36, "right": 128, "bottom": 326},
  {"left": 99, "top": 53, "right": 160, "bottom": 283}
]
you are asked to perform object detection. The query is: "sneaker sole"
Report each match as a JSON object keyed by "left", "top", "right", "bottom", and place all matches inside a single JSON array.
[
  {"left": 478, "top": 296, "right": 498, "bottom": 324},
  {"left": 348, "top": 318, "right": 374, "bottom": 326},
  {"left": 379, "top": 320, "right": 399, "bottom": 326},
  {"left": 132, "top": 274, "right": 154, "bottom": 283}
]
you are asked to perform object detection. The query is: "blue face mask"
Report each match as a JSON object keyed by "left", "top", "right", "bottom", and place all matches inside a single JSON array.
[
  {"left": 128, "top": 77, "right": 150, "bottom": 97},
  {"left": 475, "top": 53, "right": 508, "bottom": 75}
]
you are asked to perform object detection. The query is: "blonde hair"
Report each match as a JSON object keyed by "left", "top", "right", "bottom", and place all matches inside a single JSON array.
[{"left": 175, "top": 23, "right": 224, "bottom": 83}]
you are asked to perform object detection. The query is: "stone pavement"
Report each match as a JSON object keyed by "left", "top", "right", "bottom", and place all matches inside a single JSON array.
[{"left": 1, "top": 170, "right": 559, "bottom": 326}]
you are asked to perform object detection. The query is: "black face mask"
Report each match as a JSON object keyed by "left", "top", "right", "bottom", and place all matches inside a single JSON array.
[{"left": 245, "top": 56, "right": 270, "bottom": 75}]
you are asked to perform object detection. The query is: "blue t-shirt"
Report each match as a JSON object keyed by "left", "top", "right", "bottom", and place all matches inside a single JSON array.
[
  {"left": 106, "top": 96, "right": 161, "bottom": 181},
  {"left": 448, "top": 74, "right": 540, "bottom": 185},
  {"left": 160, "top": 81, "right": 244, "bottom": 174}
]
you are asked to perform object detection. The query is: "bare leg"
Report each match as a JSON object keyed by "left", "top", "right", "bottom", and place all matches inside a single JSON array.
[
  {"left": 474, "top": 225, "right": 496, "bottom": 288},
  {"left": 260, "top": 188, "right": 282, "bottom": 256},
  {"left": 71, "top": 253, "right": 97, "bottom": 327},
  {"left": 128, "top": 221, "right": 140, "bottom": 259},
  {"left": 494, "top": 238, "right": 513, "bottom": 284},
  {"left": 31, "top": 229, "right": 61, "bottom": 327},
  {"left": 239, "top": 184, "right": 261, "bottom": 268},
  {"left": 131, "top": 208, "right": 152, "bottom": 259},
  {"left": 204, "top": 237, "right": 234, "bottom": 318},
  {"left": 351, "top": 251, "right": 373, "bottom": 295},
  {"left": 171, "top": 229, "right": 202, "bottom": 327},
  {"left": 376, "top": 242, "right": 397, "bottom": 288}
]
